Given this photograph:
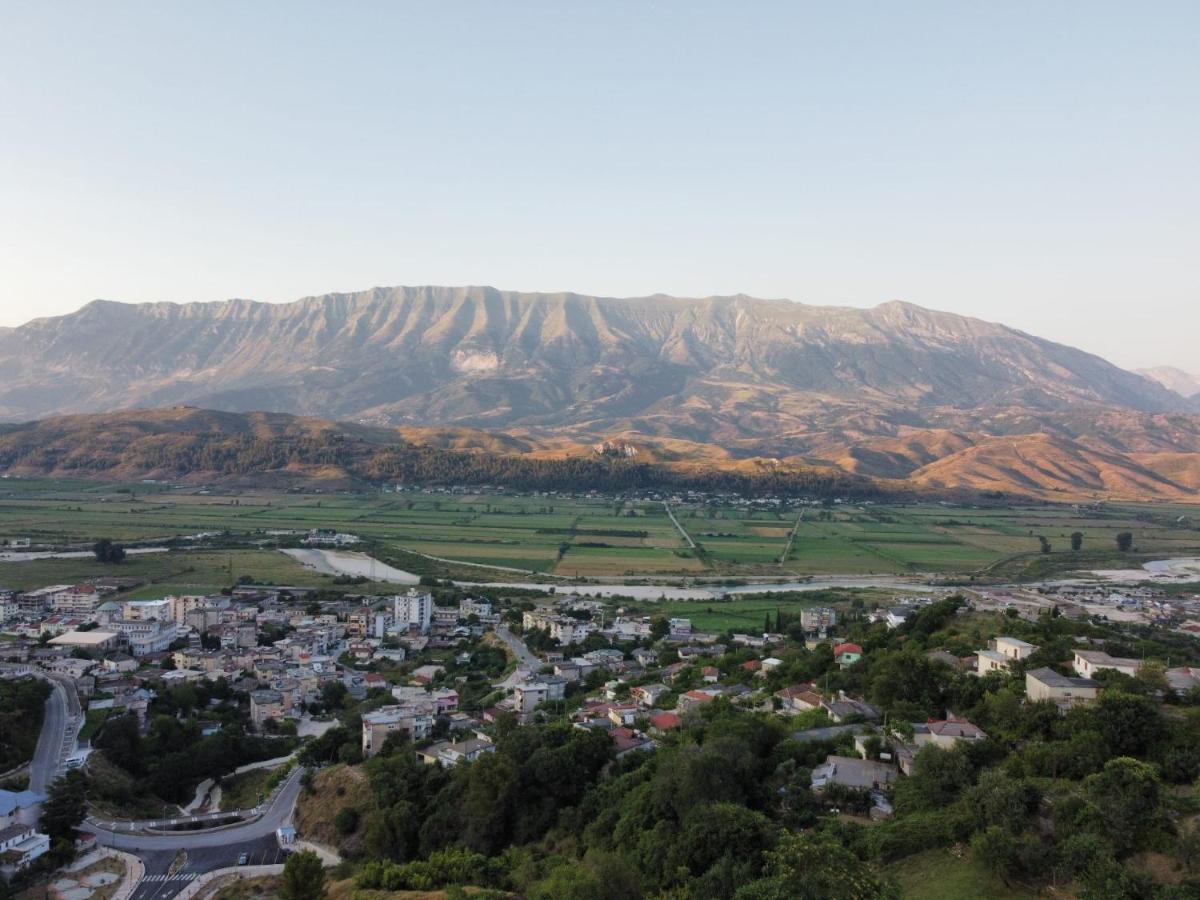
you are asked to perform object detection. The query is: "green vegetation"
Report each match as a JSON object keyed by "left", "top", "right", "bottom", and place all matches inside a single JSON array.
[
  {"left": 218, "top": 767, "right": 273, "bottom": 811},
  {"left": 0, "top": 677, "right": 50, "bottom": 770},
  {"left": 0, "top": 480, "right": 1195, "bottom": 582}
]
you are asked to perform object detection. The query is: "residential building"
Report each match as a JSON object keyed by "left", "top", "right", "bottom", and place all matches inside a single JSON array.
[
  {"left": 810, "top": 756, "right": 898, "bottom": 791},
  {"left": 123, "top": 598, "right": 174, "bottom": 622},
  {"left": 394, "top": 591, "right": 433, "bottom": 634},
  {"left": 249, "top": 689, "right": 286, "bottom": 729},
  {"left": 1025, "top": 667, "right": 1099, "bottom": 708},
  {"left": 976, "top": 636, "right": 1037, "bottom": 675},
  {"left": 911, "top": 714, "right": 987, "bottom": 750},
  {"left": 51, "top": 585, "right": 102, "bottom": 618},
  {"left": 0, "top": 823, "right": 50, "bottom": 871},
  {"left": 1073, "top": 649, "right": 1142, "bottom": 679},
  {"left": 834, "top": 642, "right": 863, "bottom": 668},
  {"left": 800, "top": 607, "right": 837, "bottom": 634},
  {"left": 362, "top": 705, "right": 435, "bottom": 756}
]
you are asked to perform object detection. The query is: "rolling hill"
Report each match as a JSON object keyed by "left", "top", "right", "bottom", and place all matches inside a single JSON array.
[{"left": 0, "top": 286, "right": 1197, "bottom": 500}]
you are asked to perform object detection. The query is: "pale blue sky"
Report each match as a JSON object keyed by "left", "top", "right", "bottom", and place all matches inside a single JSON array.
[{"left": 1, "top": 2, "right": 1196, "bottom": 370}]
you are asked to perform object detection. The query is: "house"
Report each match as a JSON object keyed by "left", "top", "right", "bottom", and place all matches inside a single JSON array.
[
  {"left": 0, "top": 823, "right": 50, "bottom": 871},
  {"left": 249, "top": 689, "right": 286, "bottom": 729},
  {"left": 810, "top": 756, "right": 898, "bottom": 791},
  {"left": 102, "top": 653, "right": 138, "bottom": 673},
  {"left": 775, "top": 685, "right": 822, "bottom": 713},
  {"left": 610, "top": 727, "right": 655, "bottom": 759},
  {"left": 418, "top": 737, "right": 496, "bottom": 767},
  {"left": 911, "top": 714, "right": 987, "bottom": 750},
  {"left": 976, "top": 636, "right": 1037, "bottom": 675},
  {"left": 1166, "top": 666, "right": 1200, "bottom": 694},
  {"left": 631, "top": 683, "right": 670, "bottom": 708},
  {"left": 820, "top": 692, "right": 881, "bottom": 723},
  {"left": 834, "top": 642, "right": 863, "bottom": 668},
  {"left": 701, "top": 666, "right": 720, "bottom": 684},
  {"left": 649, "top": 712, "right": 682, "bottom": 734},
  {"left": 885, "top": 608, "right": 912, "bottom": 629},
  {"left": 1073, "top": 649, "right": 1142, "bottom": 679},
  {"left": 1026, "top": 667, "right": 1099, "bottom": 709},
  {"left": 678, "top": 689, "right": 718, "bottom": 714}
]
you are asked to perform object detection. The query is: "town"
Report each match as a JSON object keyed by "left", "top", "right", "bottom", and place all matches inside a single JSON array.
[{"left": 3, "top": 539, "right": 1200, "bottom": 897}]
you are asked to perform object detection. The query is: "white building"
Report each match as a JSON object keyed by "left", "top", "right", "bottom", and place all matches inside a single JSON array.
[
  {"left": 393, "top": 591, "right": 433, "bottom": 635},
  {"left": 123, "top": 598, "right": 175, "bottom": 622},
  {"left": 976, "top": 636, "right": 1038, "bottom": 675},
  {"left": 0, "top": 823, "right": 50, "bottom": 871},
  {"left": 1073, "top": 649, "right": 1142, "bottom": 679},
  {"left": 362, "top": 705, "right": 435, "bottom": 756}
]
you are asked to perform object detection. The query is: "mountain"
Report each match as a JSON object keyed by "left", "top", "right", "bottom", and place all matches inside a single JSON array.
[
  {"left": 1138, "top": 366, "right": 1200, "bottom": 399},
  {"left": 1, "top": 286, "right": 1197, "bottom": 500}
]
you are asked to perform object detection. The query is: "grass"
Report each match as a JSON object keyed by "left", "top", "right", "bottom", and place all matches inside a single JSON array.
[
  {"left": 886, "top": 848, "right": 1042, "bottom": 899},
  {"left": 0, "top": 480, "right": 1195, "bottom": 581},
  {"left": 219, "top": 767, "right": 273, "bottom": 811}
]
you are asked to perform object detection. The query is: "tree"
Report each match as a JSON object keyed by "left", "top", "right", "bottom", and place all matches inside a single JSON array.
[
  {"left": 1038, "top": 536, "right": 1052, "bottom": 554},
  {"left": 92, "top": 538, "right": 126, "bottom": 564},
  {"left": 278, "top": 849, "right": 327, "bottom": 900},
  {"left": 971, "top": 768, "right": 1038, "bottom": 834},
  {"left": 736, "top": 832, "right": 901, "bottom": 899},
  {"left": 40, "top": 770, "right": 88, "bottom": 841},
  {"left": 1116, "top": 532, "right": 1134, "bottom": 552},
  {"left": 1071, "top": 531, "right": 1084, "bottom": 552},
  {"left": 1081, "top": 756, "right": 1166, "bottom": 855}
]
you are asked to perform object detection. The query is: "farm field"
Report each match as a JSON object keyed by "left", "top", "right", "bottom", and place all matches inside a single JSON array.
[{"left": 0, "top": 478, "right": 1195, "bottom": 583}]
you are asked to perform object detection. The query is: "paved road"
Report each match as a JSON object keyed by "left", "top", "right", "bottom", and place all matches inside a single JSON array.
[
  {"left": 28, "top": 674, "right": 70, "bottom": 794},
  {"left": 90, "top": 765, "right": 304, "bottom": 852},
  {"left": 493, "top": 626, "right": 541, "bottom": 688},
  {"left": 128, "top": 835, "right": 287, "bottom": 900}
]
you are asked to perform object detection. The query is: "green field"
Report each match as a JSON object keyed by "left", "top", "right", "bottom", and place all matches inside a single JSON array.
[
  {"left": 887, "top": 848, "right": 1041, "bottom": 899},
  {"left": 0, "top": 479, "right": 1196, "bottom": 585}
]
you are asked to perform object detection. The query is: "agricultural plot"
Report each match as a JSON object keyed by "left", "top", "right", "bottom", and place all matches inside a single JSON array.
[{"left": 0, "top": 479, "right": 1195, "bottom": 581}]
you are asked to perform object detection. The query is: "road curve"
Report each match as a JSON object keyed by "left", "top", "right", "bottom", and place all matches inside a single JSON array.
[{"left": 88, "top": 766, "right": 305, "bottom": 851}]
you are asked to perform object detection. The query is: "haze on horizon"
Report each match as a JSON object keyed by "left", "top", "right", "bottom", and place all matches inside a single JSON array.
[{"left": 1, "top": 2, "right": 1196, "bottom": 372}]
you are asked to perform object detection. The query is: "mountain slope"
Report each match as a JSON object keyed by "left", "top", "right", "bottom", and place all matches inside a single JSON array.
[
  {"left": 0, "top": 287, "right": 1186, "bottom": 434},
  {"left": 1138, "top": 366, "right": 1200, "bottom": 399}
]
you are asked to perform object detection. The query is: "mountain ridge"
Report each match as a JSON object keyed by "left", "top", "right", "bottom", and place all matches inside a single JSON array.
[{"left": 2, "top": 286, "right": 1197, "bottom": 500}]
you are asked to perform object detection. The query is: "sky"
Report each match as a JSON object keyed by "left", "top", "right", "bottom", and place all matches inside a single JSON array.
[{"left": 0, "top": 2, "right": 1196, "bottom": 371}]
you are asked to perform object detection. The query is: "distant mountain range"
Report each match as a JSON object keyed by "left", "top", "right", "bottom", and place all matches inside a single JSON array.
[
  {"left": 1, "top": 286, "right": 1197, "bottom": 500},
  {"left": 1138, "top": 366, "right": 1200, "bottom": 399}
]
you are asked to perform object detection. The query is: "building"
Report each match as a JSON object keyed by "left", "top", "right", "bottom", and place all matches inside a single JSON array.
[
  {"left": 1026, "top": 667, "right": 1099, "bottom": 708},
  {"left": 834, "top": 642, "right": 863, "bottom": 668},
  {"left": 976, "top": 636, "right": 1038, "bottom": 675},
  {"left": 249, "top": 689, "right": 286, "bottom": 729},
  {"left": 112, "top": 619, "right": 176, "bottom": 656},
  {"left": 522, "top": 610, "right": 592, "bottom": 646},
  {"left": 122, "top": 598, "right": 174, "bottom": 622},
  {"left": 362, "top": 705, "right": 435, "bottom": 756},
  {"left": 885, "top": 608, "right": 912, "bottom": 629},
  {"left": 800, "top": 607, "right": 837, "bottom": 634},
  {"left": 417, "top": 737, "right": 496, "bottom": 767},
  {"left": 394, "top": 591, "right": 433, "bottom": 635},
  {"left": 51, "top": 585, "right": 103, "bottom": 618},
  {"left": 0, "top": 823, "right": 50, "bottom": 871},
  {"left": 911, "top": 714, "right": 987, "bottom": 750},
  {"left": 810, "top": 756, "right": 898, "bottom": 791},
  {"left": 17, "top": 585, "right": 72, "bottom": 616},
  {"left": 1072, "top": 649, "right": 1142, "bottom": 679},
  {"left": 48, "top": 630, "right": 120, "bottom": 653},
  {"left": 0, "top": 790, "right": 45, "bottom": 828}
]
